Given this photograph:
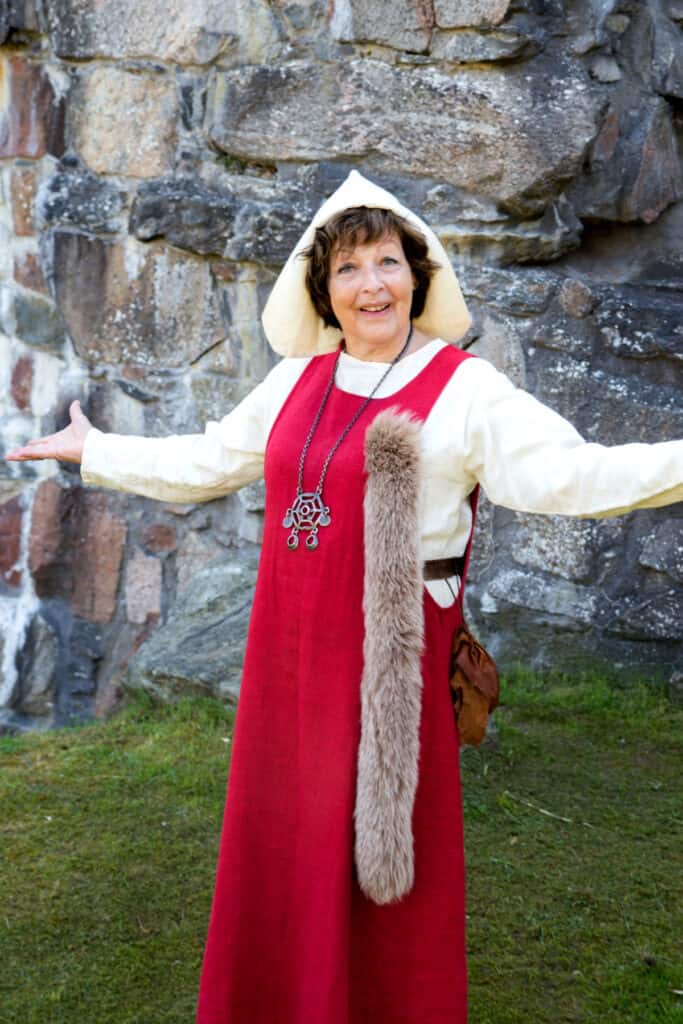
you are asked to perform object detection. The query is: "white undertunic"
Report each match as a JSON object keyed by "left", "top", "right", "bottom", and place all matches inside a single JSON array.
[{"left": 81, "top": 339, "right": 683, "bottom": 605}]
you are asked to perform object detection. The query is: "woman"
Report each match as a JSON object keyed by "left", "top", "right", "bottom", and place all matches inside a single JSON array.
[{"left": 6, "top": 170, "right": 683, "bottom": 1023}]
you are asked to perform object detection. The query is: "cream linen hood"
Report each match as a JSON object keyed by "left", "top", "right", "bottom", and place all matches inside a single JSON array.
[{"left": 261, "top": 170, "right": 472, "bottom": 358}]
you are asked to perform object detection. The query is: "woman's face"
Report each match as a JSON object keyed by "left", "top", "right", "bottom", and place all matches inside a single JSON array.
[{"left": 327, "top": 232, "right": 416, "bottom": 353}]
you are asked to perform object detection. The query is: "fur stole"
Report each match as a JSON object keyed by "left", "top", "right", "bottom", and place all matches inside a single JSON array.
[{"left": 354, "top": 409, "right": 425, "bottom": 905}]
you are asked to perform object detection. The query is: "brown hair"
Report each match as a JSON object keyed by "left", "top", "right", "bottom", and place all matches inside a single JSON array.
[{"left": 300, "top": 207, "right": 440, "bottom": 330}]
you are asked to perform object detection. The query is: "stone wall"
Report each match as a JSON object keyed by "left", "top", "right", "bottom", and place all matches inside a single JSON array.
[{"left": 0, "top": 0, "right": 681, "bottom": 730}]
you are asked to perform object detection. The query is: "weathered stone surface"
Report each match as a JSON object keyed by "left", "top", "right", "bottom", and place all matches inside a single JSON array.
[
  {"left": 51, "top": 231, "right": 222, "bottom": 368},
  {"left": 71, "top": 67, "right": 177, "bottom": 178},
  {"left": 13, "top": 252, "right": 49, "bottom": 295},
  {"left": 130, "top": 179, "right": 238, "bottom": 257},
  {"left": 210, "top": 58, "right": 601, "bottom": 216},
  {"left": 37, "top": 163, "right": 125, "bottom": 234},
  {"left": 10, "top": 163, "right": 38, "bottom": 236},
  {"left": 142, "top": 522, "right": 177, "bottom": 553},
  {"left": 652, "top": 1, "right": 683, "bottom": 100},
  {"left": 175, "top": 530, "right": 221, "bottom": 592},
  {"left": 0, "top": 0, "right": 40, "bottom": 37},
  {"left": 431, "top": 24, "right": 540, "bottom": 63},
  {"left": 0, "top": 56, "right": 65, "bottom": 159},
  {"left": 459, "top": 264, "right": 556, "bottom": 316},
  {"left": 130, "top": 176, "right": 314, "bottom": 264},
  {"left": 28, "top": 480, "right": 126, "bottom": 623},
  {"left": 439, "top": 195, "right": 583, "bottom": 264},
  {"left": 639, "top": 520, "right": 683, "bottom": 582},
  {"left": 485, "top": 568, "right": 598, "bottom": 627},
  {"left": 511, "top": 514, "right": 626, "bottom": 583},
  {"left": 593, "top": 285, "right": 683, "bottom": 363},
  {"left": 0, "top": 495, "right": 22, "bottom": 586},
  {"left": 123, "top": 558, "right": 259, "bottom": 704},
  {"left": 567, "top": 98, "right": 682, "bottom": 224},
  {"left": 46, "top": 0, "right": 280, "bottom": 65},
  {"left": 10, "top": 355, "right": 32, "bottom": 411},
  {"left": 468, "top": 313, "right": 526, "bottom": 386},
  {"left": 607, "top": 587, "right": 683, "bottom": 641},
  {"left": 589, "top": 55, "right": 622, "bottom": 82},
  {"left": 12, "top": 615, "right": 58, "bottom": 718},
  {"left": 125, "top": 548, "right": 162, "bottom": 624},
  {"left": 558, "top": 279, "right": 595, "bottom": 318},
  {"left": 433, "top": 0, "right": 510, "bottom": 28},
  {"left": 13, "top": 289, "right": 65, "bottom": 349},
  {"left": 329, "top": 0, "right": 432, "bottom": 54}
]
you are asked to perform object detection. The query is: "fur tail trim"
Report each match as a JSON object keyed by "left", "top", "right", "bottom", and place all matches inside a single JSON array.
[{"left": 355, "top": 409, "right": 425, "bottom": 905}]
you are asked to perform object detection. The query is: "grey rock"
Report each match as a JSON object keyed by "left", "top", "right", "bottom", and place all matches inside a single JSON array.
[
  {"left": 651, "top": 1, "right": 683, "bottom": 100},
  {"left": 14, "top": 289, "right": 65, "bottom": 349},
  {"left": 589, "top": 55, "right": 622, "bottom": 82},
  {"left": 123, "top": 557, "right": 259, "bottom": 704},
  {"left": 567, "top": 97, "right": 683, "bottom": 224},
  {"left": 606, "top": 587, "right": 683, "bottom": 641},
  {"left": 130, "top": 179, "right": 238, "bottom": 257},
  {"left": 510, "top": 514, "right": 626, "bottom": 583},
  {"left": 460, "top": 264, "right": 556, "bottom": 316},
  {"left": 558, "top": 279, "right": 596, "bottom": 318},
  {"left": 486, "top": 567, "right": 599, "bottom": 627},
  {"left": 639, "top": 520, "right": 683, "bottom": 582},
  {"left": 431, "top": 23, "right": 540, "bottom": 64},
  {"left": 329, "top": 0, "right": 432, "bottom": 54},
  {"left": 12, "top": 614, "right": 58, "bottom": 718},
  {"left": 594, "top": 286, "right": 683, "bottom": 364},
  {"left": 45, "top": 0, "right": 281, "bottom": 65},
  {"left": 209, "top": 57, "right": 601, "bottom": 217},
  {"left": 433, "top": 0, "right": 511, "bottom": 28},
  {"left": 50, "top": 230, "right": 223, "bottom": 368},
  {"left": 37, "top": 164, "right": 125, "bottom": 234}
]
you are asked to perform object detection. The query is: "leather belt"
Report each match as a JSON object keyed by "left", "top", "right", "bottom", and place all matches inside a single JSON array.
[{"left": 423, "top": 557, "right": 461, "bottom": 581}]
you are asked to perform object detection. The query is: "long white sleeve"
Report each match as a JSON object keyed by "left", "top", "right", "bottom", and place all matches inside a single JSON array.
[
  {"left": 459, "top": 358, "right": 683, "bottom": 518},
  {"left": 80, "top": 357, "right": 311, "bottom": 502}
]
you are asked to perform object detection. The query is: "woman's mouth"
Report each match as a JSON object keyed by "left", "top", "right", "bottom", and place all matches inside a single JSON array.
[{"left": 359, "top": 303, "right": 390, "bottom": 315}]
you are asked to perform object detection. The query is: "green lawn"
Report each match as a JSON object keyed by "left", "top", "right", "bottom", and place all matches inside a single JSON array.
[{"left": 1, "top": 674, "right": 682, "bottom": 1023}]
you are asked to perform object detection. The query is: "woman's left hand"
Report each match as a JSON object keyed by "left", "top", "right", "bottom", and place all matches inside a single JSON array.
[{"left": 4, "top": 400, "right": 93, "bottom": 464}]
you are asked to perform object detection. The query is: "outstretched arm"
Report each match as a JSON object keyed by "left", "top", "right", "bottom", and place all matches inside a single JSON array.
[
  {"left": 4, "top": 358, "right": 311, "bottom": 504},
  {"left": 460, "top": 360, "right": 683, "bottom": 517}
]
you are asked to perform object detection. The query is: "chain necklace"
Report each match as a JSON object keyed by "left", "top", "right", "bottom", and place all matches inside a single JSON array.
[{"left": 283, "top": 323, "right": 414, "bottom": 550}]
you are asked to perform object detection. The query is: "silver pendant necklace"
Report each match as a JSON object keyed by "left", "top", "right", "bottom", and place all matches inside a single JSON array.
[{"left": 283, "top": 323, "right": 414, "bottom": 550}]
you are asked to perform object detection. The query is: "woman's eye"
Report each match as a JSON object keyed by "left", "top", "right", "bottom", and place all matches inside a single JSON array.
[
  {"left": 337, "top": 264, "right": 354, "bottom": 274},
  {"left": 382, "top": 257, "right": 398, "bottom": 266}
]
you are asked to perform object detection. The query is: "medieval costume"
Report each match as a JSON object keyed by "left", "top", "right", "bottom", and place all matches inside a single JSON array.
[{"left": 80, "top": 173, "right": 683, "bottom": 1023}]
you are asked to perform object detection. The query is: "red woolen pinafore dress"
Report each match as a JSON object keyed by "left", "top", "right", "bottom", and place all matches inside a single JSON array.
[{"left": 196, "top": 343, "right": 474, "bottom": 1024}]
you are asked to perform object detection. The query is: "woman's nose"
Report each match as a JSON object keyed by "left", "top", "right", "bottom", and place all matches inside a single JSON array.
[{"left": 359, "top": 265, "right": 383, "bottom": 291}]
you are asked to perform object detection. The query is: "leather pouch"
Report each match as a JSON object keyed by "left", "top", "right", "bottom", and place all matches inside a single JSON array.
[{"left": 449, "top": 625, "right": 500, "bottom": 747}]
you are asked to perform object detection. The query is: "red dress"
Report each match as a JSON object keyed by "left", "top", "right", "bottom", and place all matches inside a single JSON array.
[{"left": 196, "top": 344, "right": 473, "bottom": 1023}]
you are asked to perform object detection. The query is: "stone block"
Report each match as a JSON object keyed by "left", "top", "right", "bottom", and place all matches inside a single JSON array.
[
  {"left": 46, "top": 0, "right": 280, "bottom": 65},
  {"left": 28, "top": 480, "right": 127, "bottom": 623},
  {"left": 606, "top": 587, "right": 683, "bottom": 641},
  {"left": 558, "top": 279, "right": 595, "bottom": 318},
  {"left": 0, "top": 56, "right": 65, "bottom": 159},
  {"left": 639, "top": 520, "right": 683, "bottom": 582},
  {"left": 486, "top": 567, "right": 598, "bottom": 627},
  {"left": 209, "top": 57, "right": 601, "bottom": 216},
  {"left": 175, "top": 530, "right": 220, "bottom": 593},
  {"left": 142, "top": 522, "right": 177, "bottom": 553},
  {"left": 431, "top": 25, "right": 539, "bottom": 63},
  {"left": 329, "top": 0, "right": 432, "bottom": 54},
  {"left": 433, "top": 0, "right": 510, "bottom": 28},
  {"left": 130, "top": 178, "right": 238, "bottom": 257},
  {"left": 71, "top": 67, "right": 177, "bottom": 178},
  {"left": 0, "top": 495, "right": 22, "bottom": 586},
  {"left": 13, "top": 615, "right": 58, "bottom": 719},
  {"left": 594, "top": 285, "right": 683, "bottom": 363},
  {"left": 10, "top": 163, "right": 38, "bottom": 236},
  {"left": 125, "top": 548, "right": 162, "bottom": 624},
  {"left": 37, "top": 164, "right": 125, "bottom": 234},
  {"left": 10, "top": 355, "right": 32, "bottom": 411},
  {"left": 51, "top": 231, "right": 222, "bottom": 368},
  {"left": 13, "top": 252, "right": 49, "bottom": 296},
  {"left": 13, "top": 289, "right": 65, "bottom": 349},
  {"left": 510, "top": 514, "right": 625, "bottom": 583},
  {"left": 567, "top": 97, "right": 682, "bottom": 224},
  {"left": 123, "top": 557, "right": 259, "bottom": 704}
]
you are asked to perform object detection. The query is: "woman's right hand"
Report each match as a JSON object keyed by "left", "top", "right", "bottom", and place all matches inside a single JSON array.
[{"left": 4, "top": 400, "right": 93, "bottom": 464}]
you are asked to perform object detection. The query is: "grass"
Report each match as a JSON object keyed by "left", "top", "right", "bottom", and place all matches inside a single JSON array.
[{"left": 1, "top": 673, "right": 682, "bottom": 1023}]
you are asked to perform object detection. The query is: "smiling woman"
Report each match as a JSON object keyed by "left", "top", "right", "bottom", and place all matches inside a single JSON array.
[{"left": 4, "top": 169, "right": 683, "bottom": 1024}]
